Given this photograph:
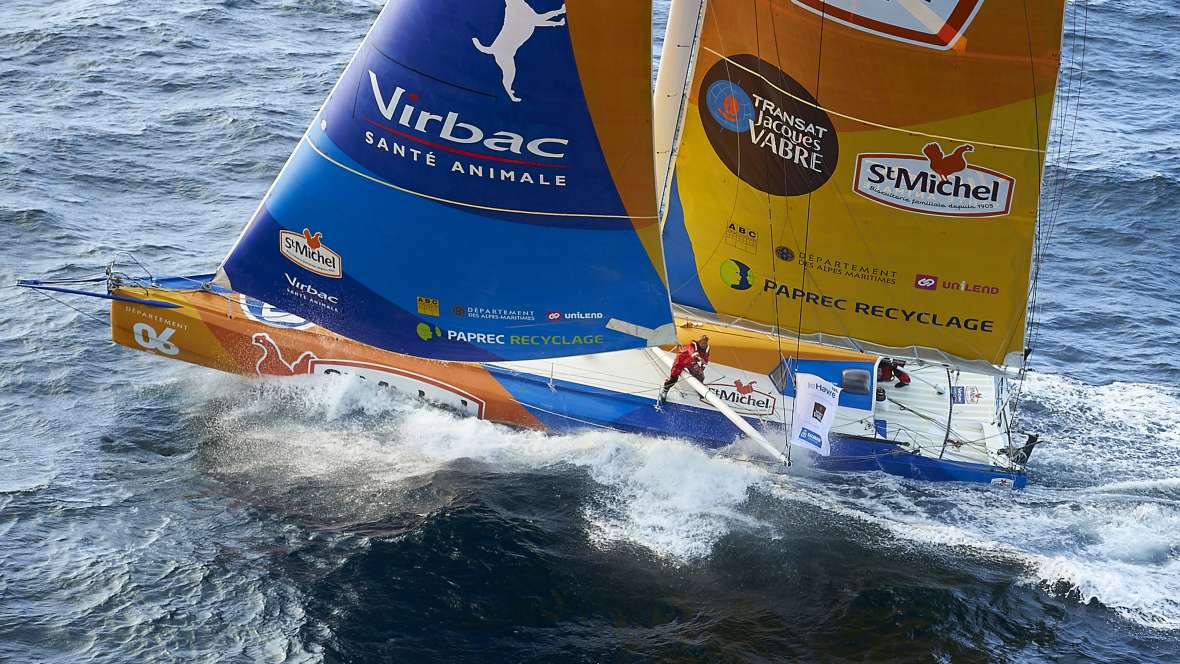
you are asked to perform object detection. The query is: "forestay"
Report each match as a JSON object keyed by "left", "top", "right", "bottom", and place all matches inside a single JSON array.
[
  {"left": 215, "top": 0, "right": 675, "bottom": 361},
  {"left": 658, "top": 0, "right": 1067, "bottom": 369}
]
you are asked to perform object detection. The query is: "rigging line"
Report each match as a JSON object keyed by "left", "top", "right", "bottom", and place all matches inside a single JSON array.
[
  {"left": 995, "top": 0, "right": 1048, "bottom": 375},
  {"left": 758, "top": 0, "right": 792, "bottom": 462},
  {"left": 938, "top": 427, "right": 1016, "bottom": 448},
  {"left": 996, "top": 367, "right": 1032, "bottom": 423},
  {"left": 1024, "top": 0, "right": 1070, "bottom": 333},
  {"left": 883, "top": 396, "right": 974, "bottom": 442},
  {"left": 111, "top": 278, "right": 153, "bottom": 300},
  {"left": 168, "top": 273, "right": 216, "bottom": 289},
  {"left": 699, "top": 45, "right": 1048, "bottom": 155},
  {"left": 517, "top": 402, "right": 623, "bottom": 432},
  {"left": 530, "top": 370, "right": 664, "bottom": 395},
  {"left": 111, "top": 251, "right": 156, "bottom": 284},
  {"left": 1041, "top": 0, "right": 1089, "bottom": 234},
  {"left": 786, "top": 0, "right": 829, "bottom": 466},
  {"left": 1041, "top": 1, "right": 1081, "bottom": 223},
  {"left": 1038, "top": 0, "right": 1079, "bottom": 214},
  {"left": 679, "top": 201, "right": 884, "bottom": 353},
  {"left": 939, "top": 367, "right": 955, "bottom": 456},
  {"left": 1025, "top": 4, "right": 1074, "bottom": 341},
  {"left": 1029, "top": 0, "right": 1090, "bottom": 347},
  {"left": 1026, "top": 25, "right": 1087, "bottom": 378},
  {"left": 542, "top": 362, "right": 659, "bottom": 384},
  {"left": 1045, "top": 0, "right": 1090, "bottom": 240},
  {"left": 688, "top": 4, "right": 762, "bottom": 324},
  {"left": 28, "top": 289, "right": 109, "bottom": 327},
  {"left": 1014, "top": 0, "right": 1089, "bottom": 426},
  {"left": 676, "top": 2, "right": 760, "bottom": 318},
  {"left": 999, "top": 0, "right": 1058, "bottom": 432}
]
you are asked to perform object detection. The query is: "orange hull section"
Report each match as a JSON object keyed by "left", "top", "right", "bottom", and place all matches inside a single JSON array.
[{"left": 110, "top": 284, "right": 543, "bottom": 429}]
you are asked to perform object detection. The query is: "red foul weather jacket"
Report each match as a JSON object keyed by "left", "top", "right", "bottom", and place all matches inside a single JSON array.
[{"left": 670, "top": 341, "right": 709, "bottom": 378}]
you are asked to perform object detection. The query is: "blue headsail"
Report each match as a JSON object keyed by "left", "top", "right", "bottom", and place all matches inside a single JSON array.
[{"left": 215, "top": 0, "right": 675, "bottom": 362}]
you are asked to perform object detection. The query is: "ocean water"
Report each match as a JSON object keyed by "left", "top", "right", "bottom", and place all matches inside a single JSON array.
[{"left": 2, "top": 0, "right": 1179, "bottom": 661}]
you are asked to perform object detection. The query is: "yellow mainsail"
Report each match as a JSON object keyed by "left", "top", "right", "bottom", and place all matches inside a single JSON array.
[{"left": 658, "top": 0, "right": 1067, "bottom": 368}]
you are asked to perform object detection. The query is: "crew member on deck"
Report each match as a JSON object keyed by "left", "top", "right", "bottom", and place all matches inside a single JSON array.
[
  {"left": 658, "top": 336, "right": 710, "bottom": 405},
  {"left": 877, "top": 357, "right": 911, "bottom": 388}
]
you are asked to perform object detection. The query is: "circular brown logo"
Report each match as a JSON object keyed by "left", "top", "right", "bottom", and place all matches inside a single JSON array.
[{"left": 699, "top": 54, "right": 838, "bottom": 196}]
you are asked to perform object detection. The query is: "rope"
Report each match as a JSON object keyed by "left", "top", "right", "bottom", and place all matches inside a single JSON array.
[
  {"left": 1010, "top": 0, "right": 1090, "bottom": 429},
  {"left": 27, "top": 289, "right": 109, "bottom": 327},
  {"left": 784, "top": 0, "right": 827, "bottom": 465},
  {"left": 754, "top": 0, "right": 796, "bottom": 466}
]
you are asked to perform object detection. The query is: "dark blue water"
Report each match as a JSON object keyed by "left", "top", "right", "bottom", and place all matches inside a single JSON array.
[{"left": 2, "top": 1, "right": 1179, "bottom": 661}]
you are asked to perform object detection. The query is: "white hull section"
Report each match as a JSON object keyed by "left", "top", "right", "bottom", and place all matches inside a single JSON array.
[{"left": 494, "top": 349, "right": 1021, "bottom": 472}]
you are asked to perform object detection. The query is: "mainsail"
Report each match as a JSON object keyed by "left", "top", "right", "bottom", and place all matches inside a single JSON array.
[
  {"left": 215, "top": 0, "right": 675, "bottom": 362},
  {"left": 657, "top": 0, "right": 1067, "bottom": 369}
]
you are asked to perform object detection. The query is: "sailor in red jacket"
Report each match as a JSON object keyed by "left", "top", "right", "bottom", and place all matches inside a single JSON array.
[{"left": 658, "top": 335, "right": 710, "bottom": 405}]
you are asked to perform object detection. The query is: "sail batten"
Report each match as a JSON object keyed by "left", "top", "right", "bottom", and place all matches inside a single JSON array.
[
  {"left": 657, "top": 0, "right": 1067, "bottom": 368},
  {"left": 216, "top": 0, "right": 675, "bottom": 362}
]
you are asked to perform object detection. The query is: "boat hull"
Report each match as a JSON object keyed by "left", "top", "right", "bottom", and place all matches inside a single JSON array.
[
  {"left": 109, "top": 277, "right": 1025, "bottom": 488},
  {"left": 485, "top": 365, "right": 1027, "bottom": 488}
]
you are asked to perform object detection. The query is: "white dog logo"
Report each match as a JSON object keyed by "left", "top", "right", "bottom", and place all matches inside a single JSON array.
[{"left": 472, "top": 0, "right": 567, "bottom": 102}]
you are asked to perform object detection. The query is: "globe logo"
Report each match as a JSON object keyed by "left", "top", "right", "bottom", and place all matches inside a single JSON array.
[
  {"left": 705, "top": 80, "right": 755, "bottom": 133},
  {"left": 720, "top": 258, "right": 753, "bottom": 290}
]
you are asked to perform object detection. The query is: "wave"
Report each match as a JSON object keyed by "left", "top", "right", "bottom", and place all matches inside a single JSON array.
[
  {"left": 192, "top": 373, "right": 772, "bottom": 562},
  {"left": 1085, "top": 476, "right": 1180, "bottom": 502},
  {"left": 185, "top": 368, "right": 1180, "bottom": 631}
]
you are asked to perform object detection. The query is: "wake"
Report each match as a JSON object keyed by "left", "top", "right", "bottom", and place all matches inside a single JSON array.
[{"left": 185, "top": 369, "right": 1180, "bottom": 630}]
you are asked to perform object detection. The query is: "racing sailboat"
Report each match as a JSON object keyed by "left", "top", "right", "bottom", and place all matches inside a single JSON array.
[{"left": 21, "top": 0, "right": 1068, "bottom": 487}]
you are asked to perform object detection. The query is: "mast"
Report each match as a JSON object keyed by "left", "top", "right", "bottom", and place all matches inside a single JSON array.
[{"left": 653, "top": 0, "right": 707, "bottom": 228}]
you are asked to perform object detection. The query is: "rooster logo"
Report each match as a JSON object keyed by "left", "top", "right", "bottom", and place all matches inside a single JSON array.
[
  {"left": 251, "top": 332, "right": 316, "bottom": 376},
  {"left": 301, "top": 229, "right": 322, "bottom": 250},
  {"left": 922, "top": 142, "right": 974, "bottom": 181},
  {"left": 734, "top": 379, "right": 757, "bottom": 395}
]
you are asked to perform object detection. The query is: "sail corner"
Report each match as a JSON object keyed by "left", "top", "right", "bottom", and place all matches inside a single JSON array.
[
  {"left": 211, "top": 268, "right": 233, "bottom": 291},
  {"left": 605, "top": 318, "right": 678, "bottom": 347}
]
